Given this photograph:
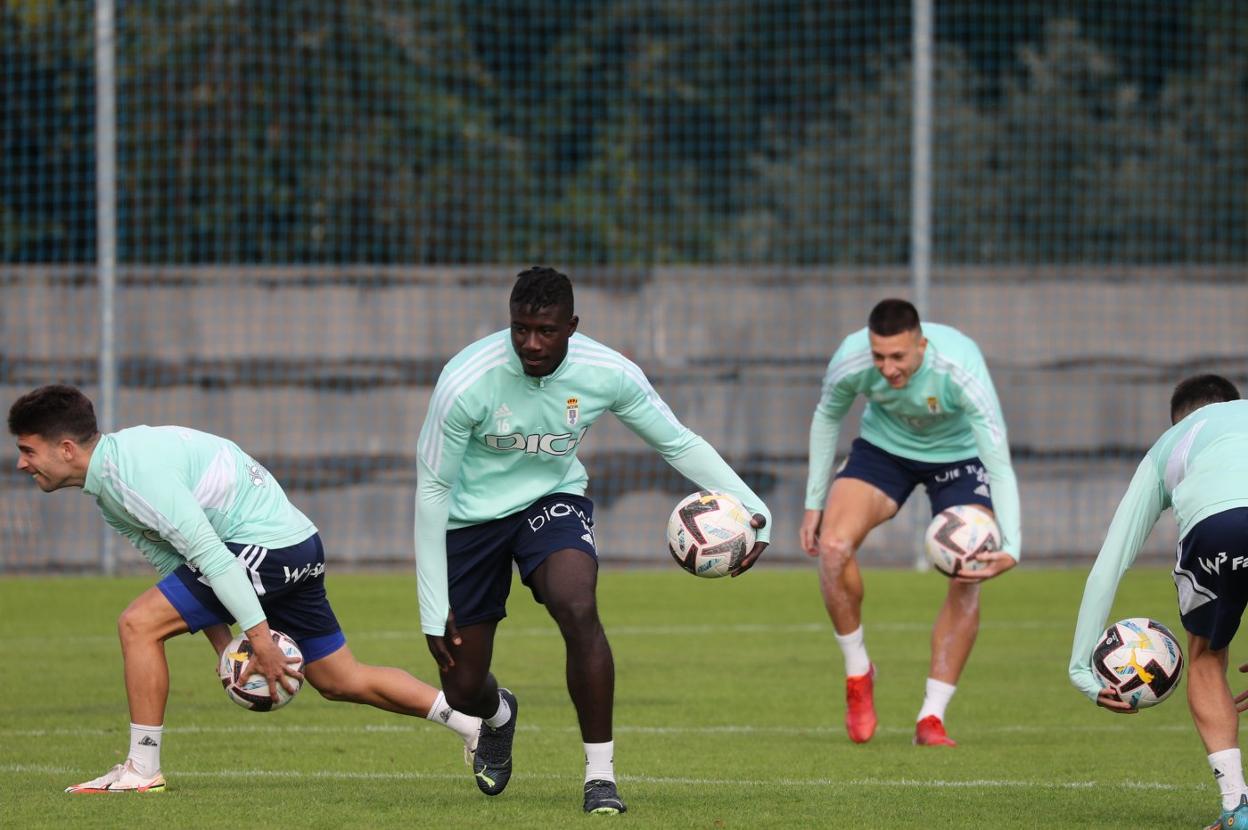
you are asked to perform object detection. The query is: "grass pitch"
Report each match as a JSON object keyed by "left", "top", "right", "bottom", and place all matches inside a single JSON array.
[{"left": 0, "top": 565, "right": 1229, "bottom": 828}]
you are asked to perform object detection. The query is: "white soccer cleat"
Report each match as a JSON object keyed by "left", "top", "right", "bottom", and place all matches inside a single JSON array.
[{"left": 65, "top": 760, "right": 166, "bottom": 794}]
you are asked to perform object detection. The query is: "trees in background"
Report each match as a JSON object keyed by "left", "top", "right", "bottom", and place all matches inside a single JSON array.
[{"left": 1, "top": 0, "right": 1244, "bottom": 265}]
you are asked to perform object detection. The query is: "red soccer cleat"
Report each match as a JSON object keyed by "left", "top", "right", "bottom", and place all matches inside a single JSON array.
[
  {"left": 845, "top": 664, "right": 878, "bottom": 743},
  {"left": 914, "top": 715, "right": 957, "bottom": 747}
]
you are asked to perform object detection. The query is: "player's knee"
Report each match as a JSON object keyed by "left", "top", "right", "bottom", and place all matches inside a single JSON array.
[
  {"left": 547, "top": 594, "right": 600, "bottom": 634},
  {"left": 116, "top": 603, "right": 156, "bottom": 644},
  {"left": 817, "top": 536, "right": 854, "bottom": 569}
]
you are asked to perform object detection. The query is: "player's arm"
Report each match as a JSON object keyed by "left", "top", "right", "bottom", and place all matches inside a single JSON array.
[
  {"left": 802, "top": 344, "right": 860, "bottom": 555},
  {"left": 949, "top": 353, "right": 1021, "bottom": 579},
  {"left": 1068, "top": 458, "right": 1167, "bottom": 706},
  {"left": 108, "top": 472, "right": 299, "bottom": 695},
  {"left": 414, "top": 390, "right": 474, "bottom": 667},
  {"left": 609, "top": 360, "right": 771, "bottom": 575}
]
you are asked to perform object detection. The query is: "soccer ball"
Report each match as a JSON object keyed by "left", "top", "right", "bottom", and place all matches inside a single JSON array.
[
  {"left": 666, "top": 489, "right": 756, "bottom": 578},
  {"left": 217, "top": 630, "right": 305, "bottom": 712},
  {"left": 924, "top": 505, "right": 1000, "bottom": 577},
  {"left": 1092, "top": 617, "right": 1184, "bottom": 709}
]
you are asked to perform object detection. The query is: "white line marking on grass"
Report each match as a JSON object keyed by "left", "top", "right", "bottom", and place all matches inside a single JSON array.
[
  {"left": 0, "top": 763, "right": 1198, "bottom": 791},
  {"left": 0, "top": 722, "right": 1194, "bottom": 739}
]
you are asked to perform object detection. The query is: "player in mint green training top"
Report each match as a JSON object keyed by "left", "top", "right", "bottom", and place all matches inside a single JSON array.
[
  {"left": 799, "top": 299, "right": 1020, "bottom": 748},
  {"left": 1068, "top": 375, "right": 1248, "bottom": 830},
  {"left": 9, "top": 385, "right": 480, "bottom": 795},
  {"left": 415, "top": 266, "right": 771, "bottom": 814}
]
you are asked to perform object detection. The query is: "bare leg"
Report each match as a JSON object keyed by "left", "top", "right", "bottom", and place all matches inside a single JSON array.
[
  {"left": 529, "top": 548, "right": 613, "bottom": 742},
  {"left": 1188, "top": 635, "right": 1237, "bottom": 753},
  {"left": 815, "top": 477, "right": 899, "bottom": 635},
  {"left": 117, "top": 588, "right": 191, "bottom": 726},
  {"left": 438, "top": 620, "right": 503, "bottom": 719},
  {"left": 304, "top": 645, "right": 440, "bottom": 715},
  {"left": 929, "top": 580, "right": 980, "bottom": 684}
]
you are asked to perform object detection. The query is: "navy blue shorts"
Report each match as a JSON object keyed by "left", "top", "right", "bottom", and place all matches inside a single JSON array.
[
  {"left": 835, "top": 438, "right": 994, "bottom": 516},
  {"left": 157, "top": 533, "right": 346, "bottom": 663},
  {"left": 446, "top": 493, "right": 597, "bottom": 628},
  {"left": 1173, "top": 507, "right": 1248, "bottom": 651}
]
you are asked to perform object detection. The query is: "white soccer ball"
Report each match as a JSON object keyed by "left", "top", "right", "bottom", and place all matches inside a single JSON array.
[
  {"left": 924, "top": 505, "right": 1000, "bottom": 577},
  {"left": 217, "top": 630, "right": 305, "bottom": 712},
  {"left": 1092, "top": 617, "right": 1184, "bottom": 709},
  {"left": 666, "top": 490, "right": 756, "bottom": 578}
]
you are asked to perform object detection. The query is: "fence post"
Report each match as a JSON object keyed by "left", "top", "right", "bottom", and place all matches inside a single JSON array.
[{"left": 95, "top": 0, "right": 118, "bottom": 575}]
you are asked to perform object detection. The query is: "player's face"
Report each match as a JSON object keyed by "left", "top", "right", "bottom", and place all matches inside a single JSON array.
[
  {"left": 13, "top": 433, "right": 80, "bottom": 492},
  {"left": 510, "top": 301, "right": 579, "bottom": 377},
  {"left": 869, "top": 329, "right": 927, "bottom": 389}
]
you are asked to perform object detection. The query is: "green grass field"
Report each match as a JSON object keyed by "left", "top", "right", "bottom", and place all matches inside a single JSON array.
[{"left": 0, "top": 565, "right": 1232, "bottom": 828}]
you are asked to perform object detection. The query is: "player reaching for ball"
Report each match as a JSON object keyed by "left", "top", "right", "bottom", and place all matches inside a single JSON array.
[
  {"left": 1068, "top": 375, "right": 1248, "bottom": 830},
  {"left": 414, "top": 266, "right": 770, "bottom": 814},
  {"left": 799, "top": 299, "right": 1021, "bottom": 747},
  {"left": 8, "top": 385, "right": 480, "bottom": 794}
]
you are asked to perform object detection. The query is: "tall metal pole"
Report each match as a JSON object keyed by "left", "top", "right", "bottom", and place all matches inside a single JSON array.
[
  {"left": 911, "top": 0, "right": 934, "bottom": 569},
  {"left": 96, "top": 0, "right": 118, "bottom": 575},
  {"left": 912, "top": 0, "right": 933, "bottom": 319}
]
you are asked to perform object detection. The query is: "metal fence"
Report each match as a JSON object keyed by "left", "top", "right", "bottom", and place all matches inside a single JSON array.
[{"left": 2, "top": 1, "right": 1245, "bottom": 572}]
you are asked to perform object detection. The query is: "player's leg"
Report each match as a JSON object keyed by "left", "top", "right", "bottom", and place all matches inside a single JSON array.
[
  {"left": 1189, "top": 635, "right": 1248, "bottom": 827},
  {"left": 529, "top": 547, "right": 613, "bottom": 741},
  {"left": 913, "top": 576, "right": 979, "bottom": 747},
  {"left": 67, "top": 584, "right": 190, "bottom": 793},
  {"left": 518, "top": 493, "right": 623, "bottom": 813},
  {"left": 816, "top": 476, "right": 899, "bottom": 634},
  {"left": 816, "top": 476, "right": 896, "bottom": 745},
  {"left": 1173, "top": 509, "right": 1248, "bottom": 825},
  {"left": 241, "top": 535, "right": 484, "bottom": 753},
  {"left": 916, "top": 461, "right": 996, "bottom": 747},
  {"left": 432, "top": 519, "right": 524, "bottom": 796},
  {"left": 302, "top": 645, "right": 481, "bottom": 746},
  {"left": 528, "top": 546, "right": 625, "bottom": 813}
]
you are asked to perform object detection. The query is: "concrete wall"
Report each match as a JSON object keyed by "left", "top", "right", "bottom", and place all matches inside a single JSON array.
[{"left": 2, "top": 265, "right": 1244, "bottom": 572}]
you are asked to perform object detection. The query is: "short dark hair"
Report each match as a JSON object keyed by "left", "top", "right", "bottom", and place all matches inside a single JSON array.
[
  {"left": 510, "top": 266, "right": 574, "bottom": 315},
  {"left": 1170, "top": 374, "right": 1240, "bottom": 423},
  {"left": 7, "top": 384, "right": 100, "bottom": 443},
  {"left": 868, "top": 298, "right": 921, "bottom": 337}
]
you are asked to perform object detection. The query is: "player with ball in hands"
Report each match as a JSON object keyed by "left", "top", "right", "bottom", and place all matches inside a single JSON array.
[
  {"left": 414, "top": 266, "right": 770, "bottom": 814},
  {"left": 1069, "top": 375, "right": 1248, "bottom": 830},
  {"left": 800, "top": 299, "right": 1021, "bottom": 748},
  {"left": 8, "top": 385, "right": 480, "bottom": 794}
]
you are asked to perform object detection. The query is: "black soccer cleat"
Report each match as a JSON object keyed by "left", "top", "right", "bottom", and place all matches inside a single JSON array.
[
  {"left": 472, "top": 688, "right": 518, "bottom": 796},
  {"left": 583, "top": 779, "right": 627, "bottom": 815}
]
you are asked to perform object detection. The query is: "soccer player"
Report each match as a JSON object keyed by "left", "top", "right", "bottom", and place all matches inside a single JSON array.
[
  {"left": 1068, "top": 374, "right": 1248, "bottom": 830},
  {"left": 415, "top": 266, "right": 771, "bottom": 814},
  {"left": 799, "top": 298, "right": 1020, "bottom": 747},
  {"left": 8, "top": 384, "right": 481, "bottom": 794}
]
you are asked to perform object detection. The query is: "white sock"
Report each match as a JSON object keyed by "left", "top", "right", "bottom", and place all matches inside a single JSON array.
[
  {"left": 917, "top": 678, "right": 957, "bottom": 722},
  {"left": 425, "top": 691, "right": 481, "bottom": 744},
  {"left": 834, "top": 626, "right": 871, "bottom": 677},
  {"left": 484, "top": 692, "right": 512, "bottom": 729},
  {"left": 1209, "top": 748, "right": 1248, "bottom": 811},
  {"left": 584, "top": 740, "right": 615, "bottom": 783},
  {"left": 128, "top": 723, "right": 163, "bottom": 777}
]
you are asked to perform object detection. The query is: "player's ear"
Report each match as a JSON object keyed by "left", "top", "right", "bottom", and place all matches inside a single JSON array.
[
  {"left": 567, "top": 315, "right": 579, "bottom": 336},
  {"left": 58, "top": 438, "right": 77, "bottom": 460}
]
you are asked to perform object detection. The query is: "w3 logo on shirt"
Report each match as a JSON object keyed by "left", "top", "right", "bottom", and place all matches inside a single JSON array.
[{"left": 484, "top": 427, "right": 588, "bottom": 456}]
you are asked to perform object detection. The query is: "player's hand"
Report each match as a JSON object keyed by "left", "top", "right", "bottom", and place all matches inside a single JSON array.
[
  {"left": 241, "top": 624, "right": 304, "bottom": 699},
  {"left": 1233, "top": 662, "right": 1248, "bottom": 712},
  {"left": 730, "top": 514, "right": 769, "bottom": 577},
  {"left": 1095, "top": 687, "right": 1138, "bottom": 714},
  {"left": 799, "top": 509, "right": 822, "bottom": 557},
  {"left": 953, "top": 551, "right": 1018, "bottom": 583},
  {"left": 426, "top": 610, "right": 464, "bottom": 673}
]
